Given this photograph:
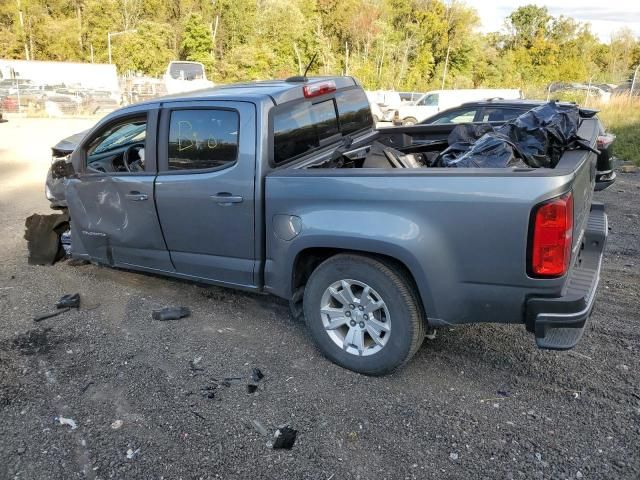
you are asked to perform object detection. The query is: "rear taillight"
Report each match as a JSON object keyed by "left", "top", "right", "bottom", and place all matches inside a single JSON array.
[
  {"left": 596, "top": 133, "right": 615, "bottom": 149},
  {"left": 303, "top": 81, "right": 336, "bottom": 98},
  {"left": 529, "top": 193, "right": 573, "bottom": 277}
]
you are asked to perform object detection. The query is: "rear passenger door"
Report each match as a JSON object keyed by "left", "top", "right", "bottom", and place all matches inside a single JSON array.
[{"left": 155, "top": 101, "right": 257, "bottom": 287}]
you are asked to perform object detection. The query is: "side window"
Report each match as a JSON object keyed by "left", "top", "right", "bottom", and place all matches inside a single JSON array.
[
  {"left": 273, "top": 99, "right": 339, "bottom": 164},
  {"left": 418, "top": 94, "right": 439, "bottom": 106},
  {"left": 86, "top": 116, "right": 147, "bottom": 173},
  {"left": 482, "top": 107, "right": 525, "bottom": 122},
  {"left": 431, "top": 108, "right": 478, "bottom": 124},
  {"left": 168, "top": 109, "right": 239, "bottom": 170}
]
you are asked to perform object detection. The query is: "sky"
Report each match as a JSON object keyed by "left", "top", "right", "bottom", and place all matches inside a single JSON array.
[{"left": 464, "top": 0, "right": 640, "bottom": 42}]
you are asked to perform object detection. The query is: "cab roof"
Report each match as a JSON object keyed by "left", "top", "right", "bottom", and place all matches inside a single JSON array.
[{"left": 131, "top": 76, "right": 359, "bottom": 108}]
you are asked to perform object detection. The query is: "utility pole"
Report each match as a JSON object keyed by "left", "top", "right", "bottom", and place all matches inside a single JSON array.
[
  {"left": 441, "top": 43, "right": 450, "bottom": 90},
  {"left": 16, "top": 0, "right": 30, "bottom": 60},
  {"left": 631, "top": 64, "right": 640, "bottom": 98},
  {"left": 108, "top": 29, "right": 137, "bottom": 64}
]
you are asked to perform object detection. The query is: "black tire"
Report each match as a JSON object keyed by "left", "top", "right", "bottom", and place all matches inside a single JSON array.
[
  {"left": 402, "top": 117, "right": 417, "bottom": 126},
  {"left": 303, "top": 254, "right": 425, "bottom": 375}
]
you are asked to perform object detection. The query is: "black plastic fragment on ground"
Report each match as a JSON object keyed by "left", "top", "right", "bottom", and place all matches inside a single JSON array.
[
  {"left": 24, "top": 212, "right": 69, "bottom": 265},
  {"left": 272, "top": 426, "right": 297, "bottom": 449},
  {"left": 251, "top": 368, "right": 264, "bottom": 382},
  {"left": 56, "top": 293, "right": 80, "bottom": 309},
  {"left": 437, "top": 102, "right": 587, "bottom": 168},
  {"left": 152, "top": 306, "right": 191, "bottom": 321},
  {"left": 34, "top": 293, "right": 80, "bottom": 322}
]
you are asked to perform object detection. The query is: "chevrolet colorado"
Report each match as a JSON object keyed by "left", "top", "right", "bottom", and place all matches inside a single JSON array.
[{"left": 49, "top": 77, "right": 607, "bottom": 375}]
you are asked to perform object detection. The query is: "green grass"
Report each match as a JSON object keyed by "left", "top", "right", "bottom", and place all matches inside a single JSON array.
[{"left": 597, "top": 98, "right": 640, "bottom": 165}]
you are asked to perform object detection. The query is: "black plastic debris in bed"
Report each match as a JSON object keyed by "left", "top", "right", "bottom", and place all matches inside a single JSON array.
[{"left": 437, "top": 102, "right": 592, "bottom": 168}]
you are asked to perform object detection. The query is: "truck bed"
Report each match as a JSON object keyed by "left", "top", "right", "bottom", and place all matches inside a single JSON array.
[{"left": 264, "top": 118, "right": 599, "bottom": 329}]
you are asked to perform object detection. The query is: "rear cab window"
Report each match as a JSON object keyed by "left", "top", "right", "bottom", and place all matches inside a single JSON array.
[{"left": 273, "top": 87, "right": 373, "bottom": 165}]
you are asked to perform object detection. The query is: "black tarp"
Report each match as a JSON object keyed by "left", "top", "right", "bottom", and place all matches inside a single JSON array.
[{"left": 437, "top": 102, "right": 586, "bottom": 168}]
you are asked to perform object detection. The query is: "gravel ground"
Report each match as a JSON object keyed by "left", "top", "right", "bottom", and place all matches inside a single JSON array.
[{"left": 0, "top": 119, "right": 639, "bottom": 479}]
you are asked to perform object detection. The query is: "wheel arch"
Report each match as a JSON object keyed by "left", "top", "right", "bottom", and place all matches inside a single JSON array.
[{"left": 289, "top": 245, "right": 433, "bottom": 323}]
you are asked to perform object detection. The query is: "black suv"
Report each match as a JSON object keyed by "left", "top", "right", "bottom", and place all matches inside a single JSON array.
[{"left": 415, "top": 99, "right": 616, "bottom": 190}]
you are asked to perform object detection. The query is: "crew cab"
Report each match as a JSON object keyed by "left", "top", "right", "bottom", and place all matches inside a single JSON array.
[{"left": 49, "top": 77, "right": 607, "bottom": 375}]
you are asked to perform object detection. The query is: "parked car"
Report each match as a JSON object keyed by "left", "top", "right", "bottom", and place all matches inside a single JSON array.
[
  {"left": 416, "top": 99, "right": 616, "bottom": 190},
  {"left": 366, "top": 90, "right": 403, "bottom": 121},
  {"left": 392, "top": 88, "right": 523, "bottom": 125},
  {"left": 47, "top": 77, "right": 607, "bottom": 375}
]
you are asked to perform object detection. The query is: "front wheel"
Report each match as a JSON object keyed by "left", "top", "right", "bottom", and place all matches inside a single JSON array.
[
  {"left": 402, "top": 117, "right": 417, "bottom": 126},
  {"left": 303, "top": 254, "right": 425, "bottom": 375}
]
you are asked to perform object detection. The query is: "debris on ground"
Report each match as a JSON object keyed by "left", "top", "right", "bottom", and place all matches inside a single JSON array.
[
  {"left": 189, "top": 356, "right": 203, "bottom": 371},
  {"left": 55, "top": 416, "right": 77, "bottom": 430},
  {"left": 24, "top": 212, "right": 70, "bottom": 265},
  {"left": 251, "top": 368, "right": 264, "bottom": 382},
  {"left": 34, "top": 293, "right": 81, "bottom": 322},
  {"left": 272, "top": 426, "right": 297, "bottom": 449},
  {"left": 247, "top": 384, "right": 258, "bottom": 394},
  {"left": 251, "top": 419, "right": 268, "bottom": 436},
  {"left": 111, "top": 420, "right": 123, "bottom": 430},
  {"left": 33, "top": 308, "right": 70, "bottom": 322},
  {"left": 449, "top": 452, "right": 459, "bottom": 461},
  {"left": 60, "top": 229, "right": 71, "bottom": 256},
  {"left": 56, "top": 293, "right": 80, "bottom": 309},
  {"left": 67, "top": 258, "right": 90, "bottom": 267},
  {"left": 126, "top": 448, "right": 140, "bottom": 459},
  {"left": 152, "top": 306, "right": 191, "bottom": 321}
]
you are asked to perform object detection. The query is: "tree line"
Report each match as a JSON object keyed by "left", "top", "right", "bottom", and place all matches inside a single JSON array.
[{"left": 1, "top": 0, "right": 639, "bottom": 91}]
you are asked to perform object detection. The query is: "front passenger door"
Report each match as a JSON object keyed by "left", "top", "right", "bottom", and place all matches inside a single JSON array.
[{"left": 66, "top": 107, "right": 173, "bottom": 271}]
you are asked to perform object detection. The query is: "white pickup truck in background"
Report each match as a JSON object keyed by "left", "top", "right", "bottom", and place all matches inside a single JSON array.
[
  {"left": 392, "top": 88, "right": 523, "bottom": 125},
  {"left": 163, "top": 61, "right": 214, "bottom": 95}
]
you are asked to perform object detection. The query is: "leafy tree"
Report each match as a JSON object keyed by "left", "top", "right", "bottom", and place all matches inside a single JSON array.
[{"left": 180, "top": 13, "right": 213, "bottom": 68}]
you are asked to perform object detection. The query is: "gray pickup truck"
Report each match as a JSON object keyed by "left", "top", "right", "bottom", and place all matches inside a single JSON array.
[{"left": 51, "top": 76, "right": 607, "bottom": 375}]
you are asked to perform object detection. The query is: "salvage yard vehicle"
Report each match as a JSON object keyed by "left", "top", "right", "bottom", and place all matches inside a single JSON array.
[
  {"left": 392, "top": 88, "right": 523, "bottom": 125},
  {"left": 48, "top": 76, "right": 607, "bottom": 375},
  {"left": 413, "top": 99, "right": 617, "bottom": 190}
]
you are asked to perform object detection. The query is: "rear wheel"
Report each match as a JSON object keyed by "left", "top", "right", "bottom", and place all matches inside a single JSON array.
[
  {"left": 402, "top": 117, "right": 417, "bottom": 126},
  {"left": 303, "top": 254, "right": 425, "bottom": 375}
]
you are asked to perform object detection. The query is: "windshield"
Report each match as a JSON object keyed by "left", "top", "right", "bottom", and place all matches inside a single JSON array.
[{"left": 168, "top": 63, "right": 205, "bottom": 81}]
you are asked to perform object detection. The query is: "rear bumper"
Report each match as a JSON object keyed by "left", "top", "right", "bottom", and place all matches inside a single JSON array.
[
  {"left": 525, "top": 203, "right": 607, "bottom": 350},
  {"left": 595, "top": 170, "right": 616, "bottom": 191}
]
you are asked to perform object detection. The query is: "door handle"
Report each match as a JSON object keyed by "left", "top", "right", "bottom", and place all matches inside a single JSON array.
[
  {"left": 125, "top": 191, "right": 148, "bottom": 201},
  {"left": 210, "top": 193, "right": 243, "bottom": 205}
]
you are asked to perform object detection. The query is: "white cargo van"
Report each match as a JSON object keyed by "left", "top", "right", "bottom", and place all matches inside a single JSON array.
[{"left": 392, "top": 89, "right": 523, "bottom": 125}]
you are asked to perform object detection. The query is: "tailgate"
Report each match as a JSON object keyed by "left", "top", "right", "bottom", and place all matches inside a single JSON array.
[{"left": 559, "top": 118, "right": 599, "bottom": 257}]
